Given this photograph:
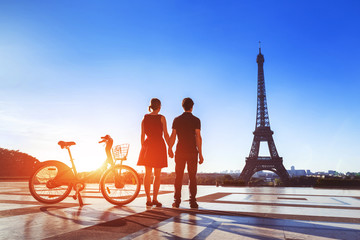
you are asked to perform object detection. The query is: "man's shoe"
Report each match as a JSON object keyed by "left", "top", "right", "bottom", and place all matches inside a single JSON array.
[
  {"left": 146, "top": 201, "right": 153, "bottom": 207},
  {"left": 190, "top": 201, "right": 198, "bottom": 209},
  {"left": 152, "top": 200, "right": 162, "bottom": 207},
  {"left": 172, "top": 202, "right": 180, "bottom": 208}
]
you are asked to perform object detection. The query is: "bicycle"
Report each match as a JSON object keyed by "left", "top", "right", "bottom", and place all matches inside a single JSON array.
[{"left": 28, "top": 135, "right": 141, "bottom": 206}]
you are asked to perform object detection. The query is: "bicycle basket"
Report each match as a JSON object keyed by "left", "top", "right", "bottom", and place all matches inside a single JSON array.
[{"left": 112, "top": 144, "right": 129, "bottom": 160}]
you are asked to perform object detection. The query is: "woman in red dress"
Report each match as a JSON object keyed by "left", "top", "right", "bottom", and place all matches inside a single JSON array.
[{"left": 137, "top": 98, "right": 170, "bottom": 207}]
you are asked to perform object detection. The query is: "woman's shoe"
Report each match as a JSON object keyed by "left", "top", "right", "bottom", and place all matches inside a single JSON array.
[
  {"left": 146, "top": 201, "right": 153, "bottom": 207},
  {"left": 190, "top": 201, "right": 198, "bottom": 209},
  {"left": 152, "top": 200, "right": 162, "bottom": 207}
]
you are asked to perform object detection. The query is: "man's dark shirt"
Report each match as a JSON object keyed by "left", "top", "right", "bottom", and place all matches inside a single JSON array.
[{"left": 172, "top": 112, "right": 201, "bottom": 156}]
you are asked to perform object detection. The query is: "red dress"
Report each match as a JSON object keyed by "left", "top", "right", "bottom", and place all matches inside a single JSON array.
[{"left": 137, "top": 114, "right": 167, "bottom": 168}]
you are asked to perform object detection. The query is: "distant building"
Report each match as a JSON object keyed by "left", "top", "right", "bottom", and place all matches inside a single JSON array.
[
  {"left": 288, "top": 166, "right": 306, "bottom": 177},
  {"left": 315, "top": 171, "right": 326, "bottom": 176},
  {"left": 346, "top": 172, "right": 360, "bottom": 177}
]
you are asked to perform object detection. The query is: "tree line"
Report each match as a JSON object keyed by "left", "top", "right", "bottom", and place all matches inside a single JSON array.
[{"left": 0, "top": 148, "right": 40, "bottom": 178}]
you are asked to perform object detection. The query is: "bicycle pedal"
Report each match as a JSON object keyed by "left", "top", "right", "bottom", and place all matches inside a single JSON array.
[{"left": 107, "top": 187, "right": 110, "bottom": 194}]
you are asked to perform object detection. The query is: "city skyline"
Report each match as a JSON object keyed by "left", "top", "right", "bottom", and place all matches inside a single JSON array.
[{"left": 1, "top": 1, "right": 360, "bottom": 174}]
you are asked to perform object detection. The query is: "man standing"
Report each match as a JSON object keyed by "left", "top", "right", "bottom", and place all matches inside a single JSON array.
[{"left": 168, "top": 98, "right": 204, "bottom": 208}]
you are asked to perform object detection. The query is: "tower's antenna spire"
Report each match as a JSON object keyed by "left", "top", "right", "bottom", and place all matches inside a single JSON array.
[{"left": 259, "top": 40, "right": 261, "bottom": 53}]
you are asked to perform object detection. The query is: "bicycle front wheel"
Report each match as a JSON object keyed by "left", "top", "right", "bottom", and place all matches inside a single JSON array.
[
  {"left": 29, "top": 161, "right": 73, "bottom": 204},
  {"left": 100, "top": 165, "right": 140, "bottom": 205}
]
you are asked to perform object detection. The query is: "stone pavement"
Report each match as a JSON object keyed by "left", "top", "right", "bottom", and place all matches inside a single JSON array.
[{"left": 1, "top": 181, "right": 360, "bottom": 239}]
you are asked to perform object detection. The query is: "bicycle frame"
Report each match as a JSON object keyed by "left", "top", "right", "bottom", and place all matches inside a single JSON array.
[{"left": 62, "top": 145, "right": 78, "bottom": 177}]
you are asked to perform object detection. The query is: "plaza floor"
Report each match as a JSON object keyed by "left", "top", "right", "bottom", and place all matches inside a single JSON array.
[{"left": 0, "top": 181, "right": 360, "bottom": 239}]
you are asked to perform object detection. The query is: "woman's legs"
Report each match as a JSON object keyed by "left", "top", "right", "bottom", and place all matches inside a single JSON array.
[
  {"left": 152, "top": 168, "right": 161, "bottom": 202},
  {"left": 144, "top": 166, "right": 152, "bottom": 203}
]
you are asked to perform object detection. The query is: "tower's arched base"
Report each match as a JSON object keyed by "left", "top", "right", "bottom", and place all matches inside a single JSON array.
[{"left": 240, "top": 157, "right": 290, "bottom": 185}]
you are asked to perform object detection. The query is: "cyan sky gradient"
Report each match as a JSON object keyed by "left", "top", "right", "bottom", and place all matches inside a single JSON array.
[{"left": 1, "top": 1, "right": 359, "bottom": 173}]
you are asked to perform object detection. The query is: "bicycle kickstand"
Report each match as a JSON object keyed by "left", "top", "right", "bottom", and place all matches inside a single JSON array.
[{"left": 73, "top": 184, "right": 84, "bottom": 206}]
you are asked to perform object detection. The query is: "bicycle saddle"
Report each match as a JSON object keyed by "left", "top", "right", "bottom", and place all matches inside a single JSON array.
[{"left": 58, "top": 141, "right": 76, "bottom": 149}]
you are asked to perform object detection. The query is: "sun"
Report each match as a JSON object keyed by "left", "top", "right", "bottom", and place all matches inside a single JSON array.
[
  {"left": 75, "top": 157, "right": 105, "bottom": 173},
  {"left": 66, "top": 143, "right": 108, "bottom": 173}
]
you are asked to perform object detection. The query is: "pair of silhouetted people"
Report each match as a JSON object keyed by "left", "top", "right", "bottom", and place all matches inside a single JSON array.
[{"left": 137, "top": 97, "right": 204, "bottom": 208}]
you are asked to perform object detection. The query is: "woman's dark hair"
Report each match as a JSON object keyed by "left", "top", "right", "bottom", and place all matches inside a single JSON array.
[
  {"left": 148, "top": 98, "right": 161, "bottom": 112},
  {"left": 182, "top": 97, "right": 194, "bottom": 111}
]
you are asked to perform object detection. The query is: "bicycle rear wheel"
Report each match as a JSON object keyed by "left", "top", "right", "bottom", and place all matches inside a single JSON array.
[
  {"left": 100, "top": 165, "right": 140, "bottom": 205},
  {"left": 29, "top": 161, "right": 73, "bottom": 204}
]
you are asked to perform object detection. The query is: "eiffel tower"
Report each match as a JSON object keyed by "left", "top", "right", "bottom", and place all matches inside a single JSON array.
[{"left": 240, "top": 44, "right": 290, "bottom": 184}]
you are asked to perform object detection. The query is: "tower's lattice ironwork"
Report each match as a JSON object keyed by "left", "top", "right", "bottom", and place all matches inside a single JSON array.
[{"left": 240, "top": 46, "right": 290, "bottom": 184}]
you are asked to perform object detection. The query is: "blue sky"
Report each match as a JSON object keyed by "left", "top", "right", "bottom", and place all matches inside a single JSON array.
[{"left": 1, "top": 1, "right": 359, "bottom": 173}]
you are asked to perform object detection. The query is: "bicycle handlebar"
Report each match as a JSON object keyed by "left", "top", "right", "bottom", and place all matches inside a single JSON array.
[{"left": 100, "top": 135, "right": 113, "bottom": 163}]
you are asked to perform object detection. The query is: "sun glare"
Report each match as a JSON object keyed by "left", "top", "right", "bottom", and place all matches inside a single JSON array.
[
  {"left": 75, "top": 157, "right": 105, "bottom": 172},
  {"left": 66, "top": 143, "right": 108, "bottom": 173}
]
